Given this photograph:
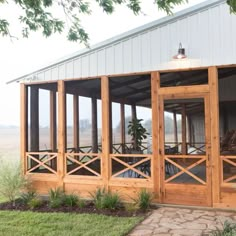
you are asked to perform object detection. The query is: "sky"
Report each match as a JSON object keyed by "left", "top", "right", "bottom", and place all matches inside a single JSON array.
[{"left": 0, "top": 0, "right": 206, "bottom": 126}]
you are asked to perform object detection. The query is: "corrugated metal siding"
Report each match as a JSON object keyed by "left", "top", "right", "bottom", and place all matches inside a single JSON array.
[{"left": 23, "top": 1, "right": 236, "bottom": 82}]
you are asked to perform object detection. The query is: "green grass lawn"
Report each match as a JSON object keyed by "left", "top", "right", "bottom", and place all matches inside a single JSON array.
[{"left": 0, "top": 211, "right": 142, "bottom": 236}]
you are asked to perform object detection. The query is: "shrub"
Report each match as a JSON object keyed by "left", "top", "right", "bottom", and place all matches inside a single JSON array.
[
  {"left": 63, "top": 194, "right": 79, "bottom": 207},
  {"left": 0, "top": 160, "right": 28, "bottom": 206},
  {"left": 77, "top": 198, "right": 85, "bottom": 208},
  {"left": 48, "top": 187, "right": 64, "bottom": 208},
  {"left": 90, "top": 188, "right": 121, "bottom": 210},
  {"left": 124, "top": 203, "right": 138, "bottom": 212},
  {"left": 90, "top": 187, "right": 106, "bottom": 209},
  {"left": 136, "top": 189, "right": 152, "bottom": 211},
  {"left": 20, "top": 190, "right": 37, "bottom": 205},
  {"left": 102, "top": 192, "right": 120, "bottom": 210},
  {"left": 211, "top": 221, "right": 236, "bottom": 236},
  {"left": 27, "top": 198, "right": 42, "bottom": 209}
]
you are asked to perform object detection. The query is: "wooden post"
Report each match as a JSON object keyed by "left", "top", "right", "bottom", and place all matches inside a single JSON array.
[
  {"left": 91, "top": 97, "right": 98, "bottom": 153},
  {"left": 173, "top": 111, "right": 178, "bottom": 146},
  {"left": 151, "top": 71, "right": 160, "bottom": 202},
  {"left": 58, "top": 80, "right": 66, "bottom": 189},
  {"left": 20, "top": 84, "right": 28, "bottom": 175},
  {"left": 73, "top": 95, "right": 79, "bottom": 152},
  {"left": 188, "top": 116, "right": 192, "bottom": 146},
  {"left": 50, "top": 90, "right": 57, "bottom": 170},
  {"left": 109, "top": 100, "right": 113, "bottom": 153},
  {"left": 101, "top": 76, "right": 110, "bottom": 190},
  {"left": 131, "top": 104, "right": 137, "bottom": 120},
  {"left": 50, "top": 91, "right": 57, "bottom": 152},
  {"left": 209, "top": 66, "right": 220, "bottom": 206},
  {"left": 181, "top": 104, "right": 187, "bottom": 155},
  {"left": 120, "top": 103, "right": 126, "bottom": 153},
  {"left": 30, "top": 86, "right": 39, "bottom": 152}
]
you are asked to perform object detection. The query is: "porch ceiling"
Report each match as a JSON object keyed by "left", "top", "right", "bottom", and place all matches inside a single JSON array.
[{"left": 29, "top": 67, "right": 236, "bottom": 114}]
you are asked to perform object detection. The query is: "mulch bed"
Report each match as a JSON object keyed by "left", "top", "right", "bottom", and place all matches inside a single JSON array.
[{"left": 0, "top": 201, "right": 150, "bottom": 217}]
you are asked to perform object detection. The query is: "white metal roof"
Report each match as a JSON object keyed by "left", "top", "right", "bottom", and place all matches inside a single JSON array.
[{"left": 8, "top": 0, "right": 229, "bottom": 84}]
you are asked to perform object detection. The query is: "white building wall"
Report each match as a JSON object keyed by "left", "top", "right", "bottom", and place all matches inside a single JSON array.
[{"left": 24, "top": 1, "right": 236, "bottom": 82}]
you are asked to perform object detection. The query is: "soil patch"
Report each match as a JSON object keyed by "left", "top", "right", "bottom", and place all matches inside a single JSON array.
[{"left": 0, "top": 201, "right": 150, "bottom": 217}]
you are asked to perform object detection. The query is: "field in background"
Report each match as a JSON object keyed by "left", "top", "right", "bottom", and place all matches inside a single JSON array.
[{"left": 0, "top": 127, "right": 20, "bottom": 163}]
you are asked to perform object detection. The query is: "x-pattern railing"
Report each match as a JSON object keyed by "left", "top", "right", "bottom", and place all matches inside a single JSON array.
[
  {"left": 165, "top": 155, "right": 206, "bottom": 185},
  {"left": 26, "top": 152, "right": 58, "bottom": 175},
  {"left": 221, "top": 156, "right": 236, "bottom": 183},
  {"left": 65, "top": 153, "right": 101, "bottom": 176},
  {"left": 111, "top": 154, "right": 151, "bottom": 179}
]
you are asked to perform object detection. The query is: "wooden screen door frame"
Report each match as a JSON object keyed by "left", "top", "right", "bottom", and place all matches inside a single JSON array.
[{"left": 158, "top": 91, "right": 212, "bottom": 207}]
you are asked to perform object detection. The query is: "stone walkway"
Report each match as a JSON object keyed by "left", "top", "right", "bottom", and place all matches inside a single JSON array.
[{"left": 129, "top": 207, "right": 236, "bottom": 236}]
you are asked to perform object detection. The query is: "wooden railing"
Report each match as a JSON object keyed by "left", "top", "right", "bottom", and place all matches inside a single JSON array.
[
  {"left": 110, "top": 154, "right": 151, "bottom": 179},
  {"left": 221, "top": 155, "right": 236, "bottom": 184},
  {"left": 26, "top": 152, "right": 58, "bottom": 175},
  {"left": 164, "top": 155, "right": 207, "bottom": 185},
  {"left": 65, "top": 153, "right": 101, "bottom": 177},
  {"left": 164, "top": 142, "right": 206, "bottom": 155}
]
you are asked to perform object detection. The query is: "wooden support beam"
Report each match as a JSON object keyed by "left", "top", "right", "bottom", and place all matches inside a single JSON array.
[
  {"left": 50, "top": 91, "right": 57, "bottom": 152},
  {"left": 131, "top": 104, "right": 137, "bottom": 120},
  {"left": 30, "top": 86, "right": 39, "bottom": 152},
  {"left": 73, "top": 95, "right": 79, "bottom": 152},
  {"left": 50, "top": 90, "right": 57, "bottom": 170},
  {"left": 181, "top": 104, "right": 187, "bottom": 155},
  {"left": 20, "top": 84, "right": 28, "bottom": 175},
  {"left": 209, "top": 66, "right": 220, "bottom": 206},
  {"left": 101, "top": 76, "right": 110, "bottom": 190},
  {"left": 151, "top": 71, "right": 160, "bottom": 202},
  {"left": 188, "top": 116, "right": 192, "bottom": 146},
  {"left": 120, "top": 103, "right": 126, "bottom": 153},
  {"left": 109, "top": 100, "right": 113, "bottom": 153},
  {"left": 58, "top": 80, "right": 66, "bottom": 189},
  {"left": 173, "top": 112, "right": 178, "bottom": 145},
  {"left": 91, "top": 97, "right": 98, "bottom": 153}
]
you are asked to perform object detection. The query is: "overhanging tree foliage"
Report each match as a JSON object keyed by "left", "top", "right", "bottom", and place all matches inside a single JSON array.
[{"left": 0, "top": 0, "right": 235, "bottom": 45}]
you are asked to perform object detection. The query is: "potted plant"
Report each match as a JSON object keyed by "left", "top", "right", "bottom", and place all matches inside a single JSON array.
[{"left": 128, "top": 118, "right": 149, "bottom": 153}]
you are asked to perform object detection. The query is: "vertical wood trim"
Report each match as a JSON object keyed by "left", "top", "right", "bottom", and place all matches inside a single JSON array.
[
  {"left": 204, "top": 95, "right": 212, "bottom": 206},
  {"left": 73, "top": 95, "right": 79, "bottom": 152},
  {"left": 208, "top": 66, "right": 220, "bottom": 206},
  {"left": 50, "top": 91, "right": 57, "bottom": 152},
  {"left": 20, "top": 84, "right": 27, "bottom": 175},
  {"left": 173, "top": 112, "right": 178, "bottom": 145},
  {"left": 120, "top": 103, "right": 125, "bottom": 153},
  {"left": 58, "top": 80, "right": 66, "bottom": 188},
  {"left": 92, "top": 97, "right": 98, "bottom": 153},
  {"left": 101, "top": 76, "right": 110, "bottom": 189},
  {"left": 30, "top": 86, "right": 39, "bottom": 152},
  {"left": 151, "top": 71, "right": 160, "bottom": 201},
  {"left": 181, "top": 104, "right": 187, "bottom": 155},
  {"left": 109, "top": 100, "right": 113, "bottom": 153},
  {"left": 159, "top": 95, "right": 165, "bottom": 203}
]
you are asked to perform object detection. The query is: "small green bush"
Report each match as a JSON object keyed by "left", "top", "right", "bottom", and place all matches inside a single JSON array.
[
  {"left": 77, "top": 198, "right": 85, "bottom": 208},
  {"left": 48, "top": 187, "right": 64, "bottom": 208},
  {"left": 124, "top": 203, "right": 138, "bottom": 212},
  {"left": 211, "top": 221, "right": 236, "bottom": 236},
  {"left": 20, "top": 190, "right": 37, "bottom": 205},
  {"left": 90, "top": 188, "right": 121, "bottom": 210},
  {"left": 63, "top": 194, "right": 78, "bottom": 207},
  {"left": 28, "top": 198, "right": 42, "bottom": 209},
  {"left": 102, "top": 192, "right": 120, "bottom": 210},
  {"left": 90, "top": 187, "right": 106, "bottom": 209},
  {"left": 49, "top": 198, "right": 63, "bottom": 208},
  {"left": 0, "top": 160, "right": 28, "bottom": 206},
  {"left": 136, "top": 189, "right": 152, "bottom": 211}
]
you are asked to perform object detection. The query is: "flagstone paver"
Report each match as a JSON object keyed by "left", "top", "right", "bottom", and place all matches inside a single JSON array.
[{"left": 129, "top": 207, "right": 236, "bottom": 236}]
